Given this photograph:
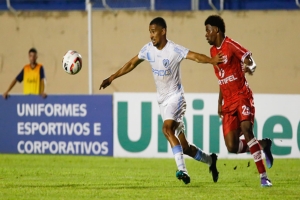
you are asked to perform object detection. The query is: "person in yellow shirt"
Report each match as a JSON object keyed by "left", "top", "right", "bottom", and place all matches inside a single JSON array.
[{"left": 3, "top": 48, "right": 47, "bottom": 99}]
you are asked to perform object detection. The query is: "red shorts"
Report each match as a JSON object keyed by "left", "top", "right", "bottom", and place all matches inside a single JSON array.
[{"left": 222, "top": 97, "right": 255, "bottom": 136}]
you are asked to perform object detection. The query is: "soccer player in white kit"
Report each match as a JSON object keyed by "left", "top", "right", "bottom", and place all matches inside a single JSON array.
[{"left": 100, "top": 17, "right": 223, "bottom": 184}]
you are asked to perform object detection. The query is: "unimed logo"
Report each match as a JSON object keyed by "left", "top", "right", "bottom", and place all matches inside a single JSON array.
[
  {"left": 117, "top": 100, "right": 224, "bottom": 154},
  {"left": 116, "top": 96, "right": 300, "bottom": 157}
]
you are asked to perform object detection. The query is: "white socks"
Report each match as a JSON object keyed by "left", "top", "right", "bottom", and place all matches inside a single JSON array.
[
  {"left": 193, "top": 147, "right": 212, "bottom": 166},
  {"left": 172, "top": 145, "right": 187, "bottom": 172}
]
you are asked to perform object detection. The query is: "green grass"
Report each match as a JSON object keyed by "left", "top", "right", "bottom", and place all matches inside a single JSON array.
[{"left": 0, "top": 154, "right": 299, "bottom": 200}]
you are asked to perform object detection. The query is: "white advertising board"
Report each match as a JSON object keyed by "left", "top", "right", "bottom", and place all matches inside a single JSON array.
[{"left": 113, "top": 93, "right": 300, "bottom": 158}]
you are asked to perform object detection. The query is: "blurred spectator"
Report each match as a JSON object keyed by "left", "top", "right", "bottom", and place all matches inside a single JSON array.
[{"left": 3, "top": 48, "right": 47, "bottom": 99}]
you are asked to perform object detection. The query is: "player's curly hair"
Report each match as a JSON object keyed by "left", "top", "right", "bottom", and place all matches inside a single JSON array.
[
  {"left": 29, "top": 47, "right": 37, "bottom": 54},
  {"left": 150, "top": 17, "right": 167, "bottom": 29},
  {"left": 205, "top": 15, "right": 225, "bottom": 34}
]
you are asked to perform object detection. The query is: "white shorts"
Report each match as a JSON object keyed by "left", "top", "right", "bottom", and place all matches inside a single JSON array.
[{"left": 159, "top": 91, "right": 186, "bottom": 137}]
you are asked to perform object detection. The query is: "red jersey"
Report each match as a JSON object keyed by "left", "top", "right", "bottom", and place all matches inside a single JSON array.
[{"left": 210, "top": 36, "right": 253, "bottom": 104}]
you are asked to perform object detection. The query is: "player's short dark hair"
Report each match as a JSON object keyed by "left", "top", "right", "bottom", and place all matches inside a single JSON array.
[
  {"left": 205, "top": 15, "right": 225, "bottom": 34},
  {"left": 150, "top": 17, "right": 167, "bottom": 29},
  {"left": 29, "top": 48, "right": 37, "bottom": 54}
]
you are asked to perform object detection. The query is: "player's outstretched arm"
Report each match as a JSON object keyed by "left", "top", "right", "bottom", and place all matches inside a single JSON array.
[
  {"left": 185, "top": 51, "right": 224, "bottom": 66},
  {"left": 243, "top": 55, "right": 256, "bottom": 76},
  {"left": 99, "top": 55, "right": 144, "bottom": 90},
  {"left": 3, "top": 79, "right": 17, "bottom": 99}
]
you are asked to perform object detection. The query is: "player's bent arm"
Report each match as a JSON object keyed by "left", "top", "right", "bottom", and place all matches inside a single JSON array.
[
  {"left": 100, "top": 55, "right": 144, "bottom": 90},
  {"left": 40, "top": 78, "right": 47, "bottom": 98},
  {"left": 186, "top": 51, "right": 223, "bottom": 66},
  {"left": 3, "top": 79, "right": 17, "bottom": 99},
  {"left": 243, "top": 55, "right": 256, "bottom": 75},
  {"left": 40, "top": 78, "right": 45, "bottom": 93}
]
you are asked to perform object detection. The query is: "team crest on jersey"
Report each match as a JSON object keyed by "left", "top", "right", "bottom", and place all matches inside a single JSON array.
[
  {"left": 162, "top": 59, "right": 169, "bottom": 68},
  {"left": 219, "top": 68, "right": 225, "bottom": 78}
]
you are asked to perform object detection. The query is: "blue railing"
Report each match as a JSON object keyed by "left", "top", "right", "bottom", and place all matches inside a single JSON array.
[
  {"left": 0, "top": 0, "right": 85, "bottom": 10},
  {"left": 0, "top": 0, "right": 299, "bottom": 11}
]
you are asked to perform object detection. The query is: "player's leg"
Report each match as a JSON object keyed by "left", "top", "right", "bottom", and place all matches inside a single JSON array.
[
  {"left": 236, "top": 136, "right": 273, "bottom": 169},
  {"left": 259, "top": 138, "right": 273, "bottom": 169},
  {"left": 240, "top": 120, "right": 272, "bottom": 187},
  {"left": 239, "top": 98, "right": 272, "bottom": 187},
  {"left": 223, "top": 127, "right": 270, "bottom": 156},
  {"left": 238, "top": 137, "right": 273, "bottom": 167},
  {"left": 224, "top": 99, "right": 273, "bottom": 168},
  {"left": 250, "top": 97, "right": 273, "bottom": 168},
  {"left": 237, "top": 97, "right": 274, "bottom": 168},
  {"left": 222, "top": 111, "right": 243, "bottom": 154},
  {"left": 178, "top": 132, "right": 212, "bottom": 165},
  {"left": 178, "top": 132, "right": 219, "bottom": 182},
  {"left": 162, "top": 119, "right": 190, "bottom": 184},
  {"left": 223, "top": 130, "right": 240, "bottom": 153},
  {"left": 160, "top": 93, "right": 190, "bottom": 184}
]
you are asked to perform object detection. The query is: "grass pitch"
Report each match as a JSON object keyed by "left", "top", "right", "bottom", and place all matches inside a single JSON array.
[{"left": 0, "top": 154, "right": 299, "bottom": 200}]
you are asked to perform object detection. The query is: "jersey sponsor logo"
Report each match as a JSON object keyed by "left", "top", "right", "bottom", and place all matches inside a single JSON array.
[
  {"left": 162, "top": 59, "right": 169, "bottom": 68},
  {"left": 152, "top": 67, "right": 171, "bottom": 76},
  {"left": 218, "top": 75, "right": 238, "bottom": 85},
  {"left": 26, "top": 78, "right": 38, "bottom": 84},
  {"left": 218, "top": 68, "right": 225, "bottom": 78}
]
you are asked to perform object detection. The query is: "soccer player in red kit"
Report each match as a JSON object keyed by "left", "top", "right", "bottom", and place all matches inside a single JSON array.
[{"left": 204, "top": 15, "right": 273, "bottom": 187}]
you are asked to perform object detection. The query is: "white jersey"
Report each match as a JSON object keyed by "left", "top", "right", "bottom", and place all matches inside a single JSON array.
[{"left": 138, "top": 40, "right": 189, "bottom": 104}]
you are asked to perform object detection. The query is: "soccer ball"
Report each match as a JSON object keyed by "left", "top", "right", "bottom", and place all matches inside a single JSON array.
[{"left": 62, "top": 50, "right": 82, "bottom": 75}]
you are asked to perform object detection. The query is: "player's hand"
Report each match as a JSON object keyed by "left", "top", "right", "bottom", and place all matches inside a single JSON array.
[
  {"left": 211, "top": 52, "right": 224, "bottom": 71},
  {"left": 41, "top": 92, "right": 47, "bottom": 99},
  {"left": 99, "top": 77, "right": 112, "bottom": 90},
  {"left": 2, "top": 92, "right": 9, "bottom": 99},
  {"left": 243, "top": 64, "right": 254, "bottom": 76},
  {"left": 211, "top": 52, "right": 224, "bottom": 65},
  {"left": 218, "top": 102, "right": 223, "bottom": 118}
]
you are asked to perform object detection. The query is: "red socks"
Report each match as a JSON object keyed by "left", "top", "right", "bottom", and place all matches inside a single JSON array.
[
  {"left": 237, "top": 139, "right": 248, "bottom": 153},
  {"left": 247, "top": 138, "right": 266, "bottom": 176}
]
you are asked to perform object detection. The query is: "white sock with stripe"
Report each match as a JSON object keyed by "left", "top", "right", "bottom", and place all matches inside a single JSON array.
[{"left": 172, "top": 145, "right": 187, "bottom": 172}]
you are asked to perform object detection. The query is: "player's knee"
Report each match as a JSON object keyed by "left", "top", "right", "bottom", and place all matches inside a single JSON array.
[
  {"left": 162, "top": 125, "right": 175, "bottom": 138},
  {"left": 241, "top": 127, "right": 251, "bottom": 135},
  {"left": 240, "top": 121, "right": 253, "bottom": 135},
  {"left": 241, "top": 129, "right": 254, "bottom": 141},
  {"left": 226, "top": 142, "right": 238, "bottom": 153}
]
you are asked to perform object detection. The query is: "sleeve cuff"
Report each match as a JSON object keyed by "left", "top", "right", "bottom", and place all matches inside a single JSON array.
[{"left": 241, "top": 51, "right": 251, "bottom": 63}]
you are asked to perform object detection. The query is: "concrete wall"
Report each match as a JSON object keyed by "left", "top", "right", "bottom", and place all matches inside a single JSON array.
[{"left": 0, "top": 10, "right": 299, "bottom": 95}]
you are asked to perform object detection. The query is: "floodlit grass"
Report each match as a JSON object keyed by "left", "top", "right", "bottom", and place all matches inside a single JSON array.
[{"left": 0, "top": 154, "right": 299, "bottom": 199}]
